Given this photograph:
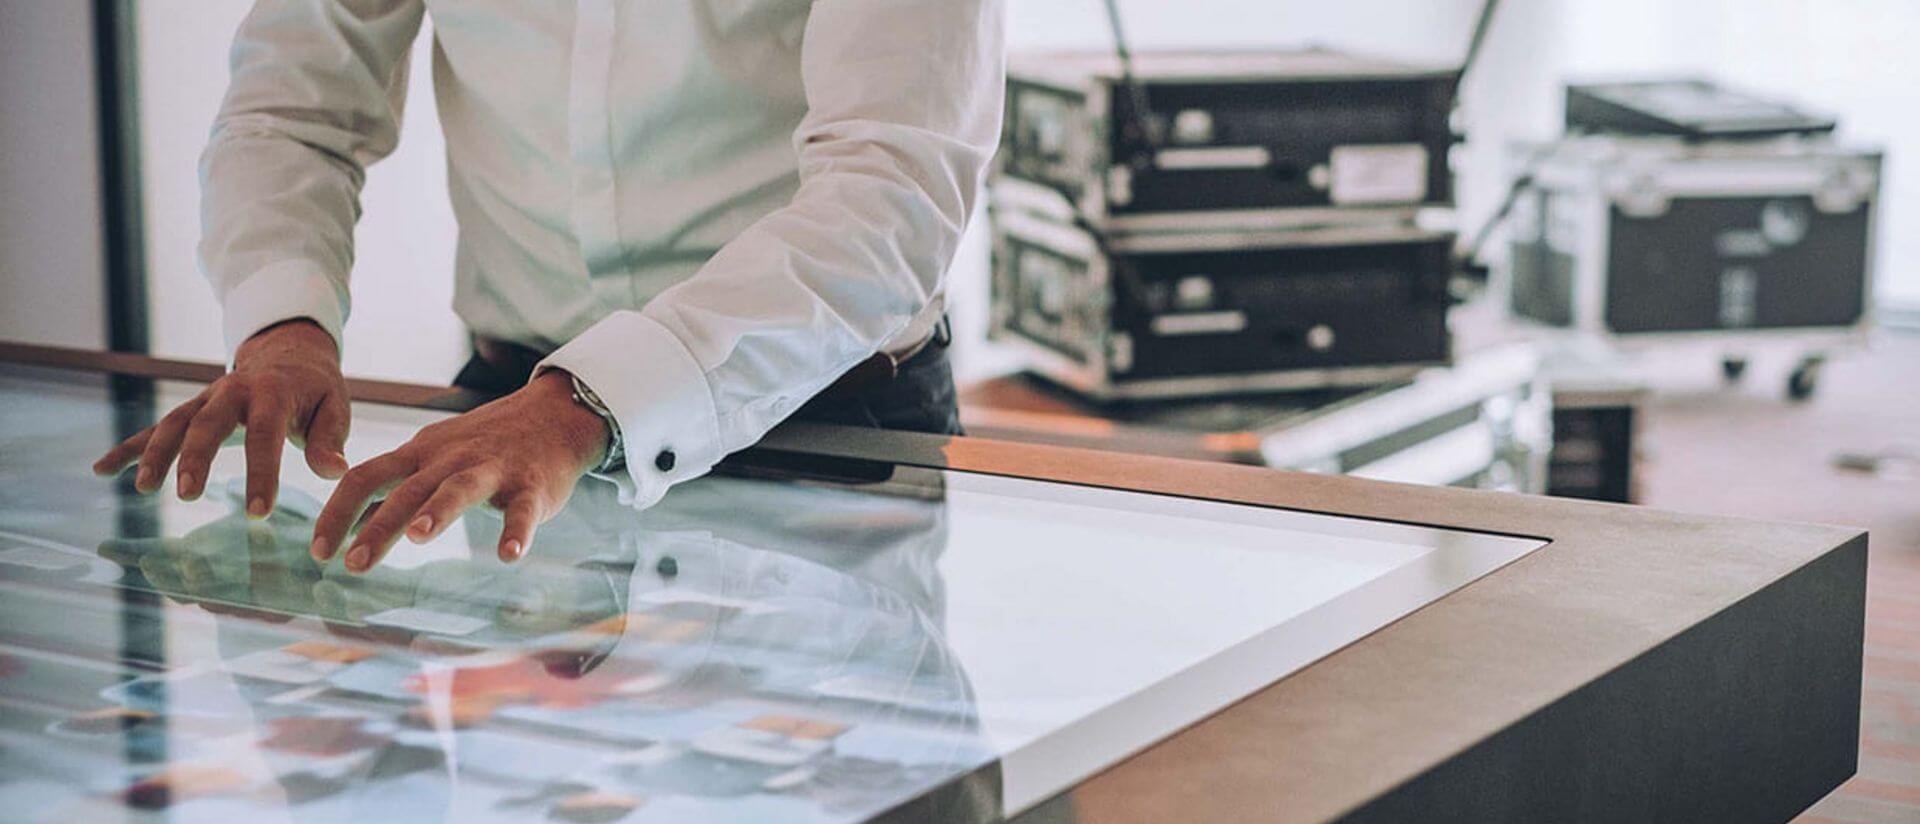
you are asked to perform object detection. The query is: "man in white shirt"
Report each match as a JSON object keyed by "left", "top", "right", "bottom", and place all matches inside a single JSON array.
[{"left": 93, "top": 0, "right": 1005, "bottom": 574}]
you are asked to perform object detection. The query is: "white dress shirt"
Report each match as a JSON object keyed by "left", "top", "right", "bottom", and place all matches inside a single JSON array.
[{"left": 200, "top": 0, "right": 1005, "bottom": 508}]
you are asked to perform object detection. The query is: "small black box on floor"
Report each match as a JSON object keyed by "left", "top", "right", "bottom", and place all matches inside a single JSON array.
[
  {"left": 1506, "top": 137, "right": 1879, "bottom": 338},
  {"left": 1565, "top": 79, "right": 1837, "bottom": 141},
  {"left": 1546, "top": 404, "right": 1638, "bottom": 503},
  {"left": 999, "top": 49, "right": 1459, "bottom": 232},
  {"left": 990, "top": 209, "right": 1455, "bottom": 400}
]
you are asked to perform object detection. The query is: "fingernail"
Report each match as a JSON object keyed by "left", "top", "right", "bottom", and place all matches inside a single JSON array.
[
  {"left": 407, "top": 515, "right": 433, "bottom": 541},
  {"left": 501, "top": 539, "right": 522, "bottom": 562},
  {"left": 247, "top": 498, "right": 269, "bottom": 519},
  {"left": 346, "top": 543, "right": 371, "bottom": 572},
  {"left": 310, "top": 537, "right": 331, "bottom": 561},
  {"left": 134, "top": 471, "right": 154, "bottom": 492},
  {"left": 177, "top": 473, "right": 198, "bottom": 500}
]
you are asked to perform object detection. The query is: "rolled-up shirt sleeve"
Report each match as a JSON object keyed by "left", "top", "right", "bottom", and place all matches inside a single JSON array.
[
  {"left": 538, "top": 0, "right": 1006, "bottom": 509},
  {"left": 199, "top": 0, "right": 424, "bottom": 359}
]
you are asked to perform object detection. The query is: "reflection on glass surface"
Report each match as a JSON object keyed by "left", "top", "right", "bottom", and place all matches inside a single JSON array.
[{"left": 0, "top": 369, "right": 1543, "bottom": 821}]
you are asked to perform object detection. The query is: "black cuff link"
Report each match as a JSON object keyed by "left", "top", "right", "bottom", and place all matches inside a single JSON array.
[{"left": 654, "top": 449, "right": 676, "bottom": 473}]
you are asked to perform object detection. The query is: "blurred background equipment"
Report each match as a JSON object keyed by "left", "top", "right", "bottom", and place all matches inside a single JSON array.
[
  {"left": 1501, "top": 79, "right": 1882, "bottom": 400},
  {"left": 963, "top": 343, "right": 1553, "bottom": 494},
  {"left": 976, "top": 0, "right": 1569, "bottom": 496},
  {"left": 990, "top": 41, "right": 1474, "bottom": 399},
  {"left": 1563, "top": 79, "right": 1837, "bottom": 141},
  {"left": 996, "top": 49, "right": 1460, "bottom": 230},
  {"left": 990, "top": 212, "right": 1455, "bottom": 399}
]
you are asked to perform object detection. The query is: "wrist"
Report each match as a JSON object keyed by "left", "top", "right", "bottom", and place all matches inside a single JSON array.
[
  {"left": 236, "top": 318, "right": 338, "bottom": 369},
  {"left": 531, "top": 370, "right": 615, "bottom": 472}
]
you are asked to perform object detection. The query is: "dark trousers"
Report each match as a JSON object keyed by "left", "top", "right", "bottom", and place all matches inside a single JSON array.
[{"left": 452, "top": 338, "right": 963, "bottom": 438}]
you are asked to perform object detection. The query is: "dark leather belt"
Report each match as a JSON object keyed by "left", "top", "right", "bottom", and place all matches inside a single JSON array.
[{"left": 474, "top": 316, "right": 947, "bottom": 402}]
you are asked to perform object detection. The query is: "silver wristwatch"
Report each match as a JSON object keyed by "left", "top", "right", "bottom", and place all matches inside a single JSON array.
[{"left": 568, "top": 373, "right": 626, "bottom": 474}]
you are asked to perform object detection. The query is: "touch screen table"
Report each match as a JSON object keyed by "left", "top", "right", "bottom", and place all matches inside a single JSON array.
[{"left": 0, "top": 344, "right": 1867, "bottom": 823}]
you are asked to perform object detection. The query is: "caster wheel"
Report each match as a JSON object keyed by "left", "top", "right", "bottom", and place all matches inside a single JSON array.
[
  {"left": 1787, "top": 361, "right": 1822, "bottom": 401},
  {"left": 1721, "top": 357, "right": 1749, "bottom": 383}
]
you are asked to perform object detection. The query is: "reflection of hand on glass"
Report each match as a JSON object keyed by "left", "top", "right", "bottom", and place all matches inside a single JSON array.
[
  {"left": 310, "top": 550, "right": 626, "bottom": 643},
  {"left": 96, "top": 489, "right": 324, "bottom": 622}
]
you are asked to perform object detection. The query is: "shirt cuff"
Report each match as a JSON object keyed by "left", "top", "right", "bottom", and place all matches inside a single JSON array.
[
  {"left": 534, "top": 311, "right": 724, "bottom": 511},
  {"left": 219, "top": 259, "right": 347, "bottom": 364}
]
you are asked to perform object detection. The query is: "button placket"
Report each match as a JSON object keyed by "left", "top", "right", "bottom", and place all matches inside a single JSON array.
[{"left": 566, "top": 0, "right": 622, "bottom": 277}]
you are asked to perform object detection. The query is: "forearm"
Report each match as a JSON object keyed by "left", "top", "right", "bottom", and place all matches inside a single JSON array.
[
  {"left": 540, "top": 0, "right": 1006, "bottom": 511},
  {"left": 200, "top": 0, "right": 423, "bottom": 359}
]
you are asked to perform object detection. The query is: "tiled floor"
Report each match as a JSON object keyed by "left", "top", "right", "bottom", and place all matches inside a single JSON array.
[{"left": 1628, "top": 333, "right": 1920, "bottom": 823}]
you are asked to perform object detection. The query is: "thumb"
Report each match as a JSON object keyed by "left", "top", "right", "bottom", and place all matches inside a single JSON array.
[
  {"left": 97, "top": 537, "right": 165, "bottom": 565},
  {"left": 302, "top": 393, "right": 351, "bottom": 480}
]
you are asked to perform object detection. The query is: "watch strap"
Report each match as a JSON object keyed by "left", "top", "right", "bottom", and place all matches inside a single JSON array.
[{"left": 567, "top": 374, "right": 627, "bottom": 474}]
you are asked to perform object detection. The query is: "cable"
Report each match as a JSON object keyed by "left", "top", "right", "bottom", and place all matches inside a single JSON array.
[
  {"left": 1450, "top": 0, "right": 1535, "bottom": 286},
  {"left": 991, "top": 0, "right": 1161, "bottom": 327},
  {"left": 1454, "top": 0, "right": 1503, "bottom": 101},
  {"left": 1101, "top": 0, "right": 1159, "bottom": 168},
  {"left": 1456, "top": 142, "right": 1555, "bottom": 281}
]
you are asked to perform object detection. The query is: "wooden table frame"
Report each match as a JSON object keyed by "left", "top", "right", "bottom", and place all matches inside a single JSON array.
[{"left": 0, "top": 341, "right": 1865, "bottom": 823}]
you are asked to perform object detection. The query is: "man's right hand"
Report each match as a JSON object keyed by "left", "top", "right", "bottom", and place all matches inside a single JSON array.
[{"left": 93, "top": 318, "right": 351, "bottom": 518}]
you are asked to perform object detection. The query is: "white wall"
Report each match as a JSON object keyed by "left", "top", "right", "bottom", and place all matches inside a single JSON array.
[
  {"left": 1658, "top": 0, "right": 1920, "bottom": 306},
  {"left": 0, "top": 2, "right": 108, "bottom": 350},
  {"left": 136, "top": 1, "right": 464, "bottom": 382},
  {"left": 132, "top": 1, "right": 1919, "bottom": 385}
]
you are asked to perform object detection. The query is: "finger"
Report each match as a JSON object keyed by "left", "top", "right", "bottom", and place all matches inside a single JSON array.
[
  {"left": 407, "top": 467, "right": 500, "bottom": 544},
  {"left": 94, "top": 429, "right": 154, "bottom": 476},
  {"left": 302, "top": 393, "right": 351, "bottom": 480},
  {"left": 311, "top": 452, "right": 414, "bottom": 563},
  {"left": 497, "top": 492, "right": 544, "bottom": 563},
  {"left": 133, "top": 398, "right": 208, "bottom": 493},
  {"left": 345, "top": 468, "right": 454, "bottom": 574},
  {"left": 173, "top": 395, "right": 244, "bottom": 502},
  {"left": 244, "top": 398, "right": 291, "bottom": 519}
]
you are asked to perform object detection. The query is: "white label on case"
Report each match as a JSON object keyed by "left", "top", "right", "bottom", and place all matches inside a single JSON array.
[
  {"left": 1329, "top": 143, "right": 1429, "bottom": 205},
  {"left": 1150, "top": 311, "right": 1249, "bottom": 337},
  {"left": 1154, "top": 146, "right": 1271, "bottom": 171}
]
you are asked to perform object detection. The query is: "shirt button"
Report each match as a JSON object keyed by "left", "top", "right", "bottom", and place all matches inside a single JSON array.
[{"left": 654, "top": 450, "right": 676, "bottom": 472}]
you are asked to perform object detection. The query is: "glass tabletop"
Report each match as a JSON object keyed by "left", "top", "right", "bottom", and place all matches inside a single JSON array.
[{"left": 0, "top": 366, "right": 1543, "bottom": 822}]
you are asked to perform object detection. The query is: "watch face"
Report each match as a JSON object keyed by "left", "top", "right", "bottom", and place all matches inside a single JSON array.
[{"left": 568, "top": 376, "right": 625, "bottom": 473}]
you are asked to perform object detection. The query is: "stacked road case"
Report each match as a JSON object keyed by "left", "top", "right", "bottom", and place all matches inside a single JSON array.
[
  {"left": 989, "top": 49, "right": 1467, "bottom": 401},
  {"left": 1503, "top": 80, "right": 1881, "bottom": 399}
]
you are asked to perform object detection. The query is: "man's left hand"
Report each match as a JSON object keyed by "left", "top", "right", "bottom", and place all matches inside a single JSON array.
[{"left": 309, "top": 370, "right": 611, "bottom": 573}]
